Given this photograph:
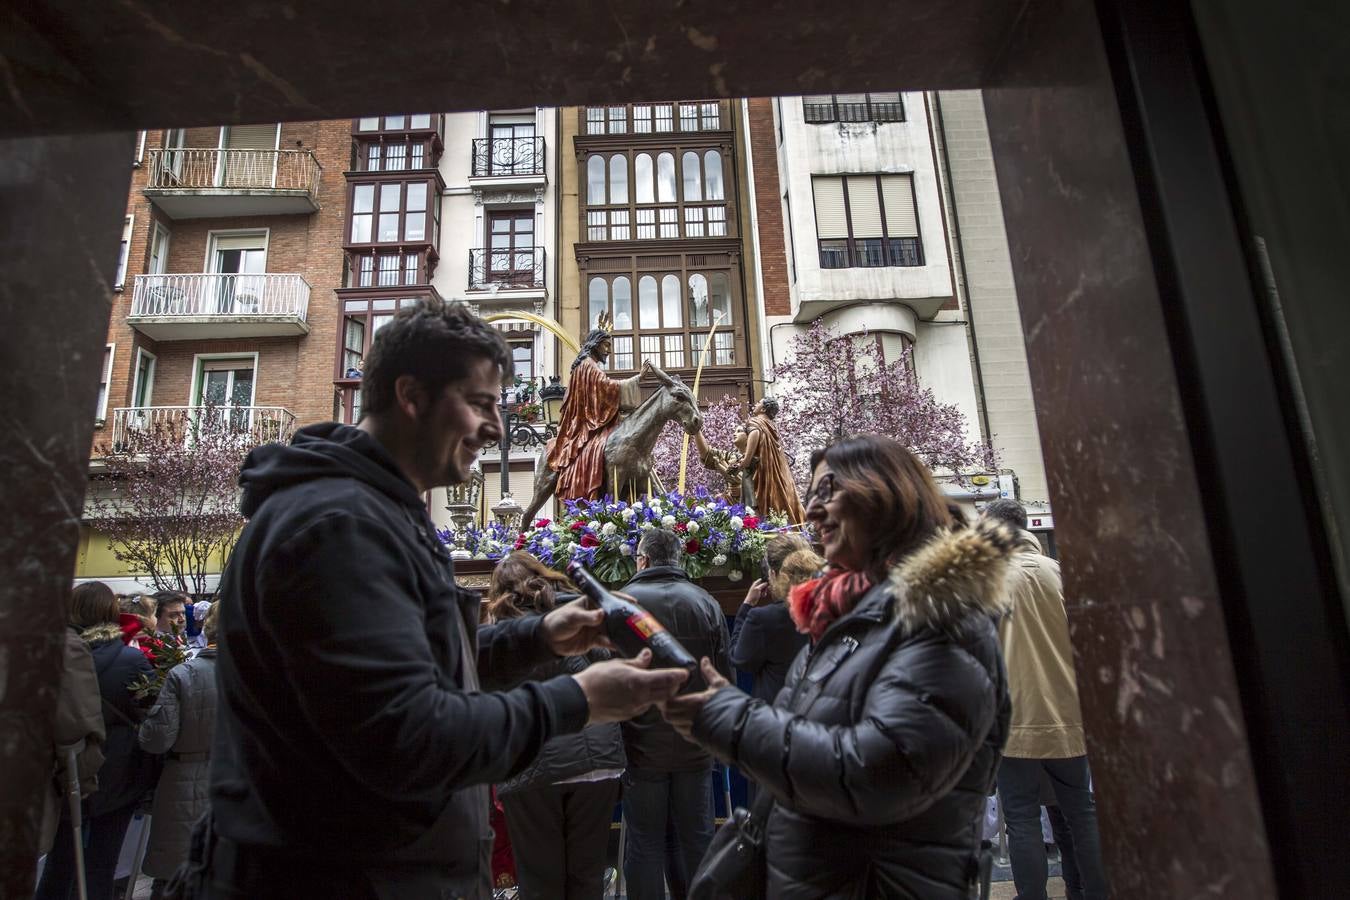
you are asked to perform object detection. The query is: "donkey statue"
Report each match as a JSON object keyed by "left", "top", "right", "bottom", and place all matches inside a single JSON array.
[{"left": 521, "top": 364, "right": 703, "bottom": 524}]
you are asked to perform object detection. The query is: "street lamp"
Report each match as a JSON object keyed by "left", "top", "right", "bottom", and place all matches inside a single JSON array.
[
  {"left": 445, "top": 459, "right": 483, "bottom": 560},
  {"left": 539, "top": 375, "right": 566, "bottom": 425}
]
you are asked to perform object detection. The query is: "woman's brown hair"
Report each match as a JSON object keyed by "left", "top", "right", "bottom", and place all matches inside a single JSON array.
[
  {"left": 486, "top": 551, "right": 576, "bottom": 621},
  {"left": 69, "top": 581, "right": 119, "bottom": 630},
  {"left": 771, "top": 547, "right": 825, "bottom": 600},
  {"left": 823, "top": 434, "right": 952, "bottom": 576}
]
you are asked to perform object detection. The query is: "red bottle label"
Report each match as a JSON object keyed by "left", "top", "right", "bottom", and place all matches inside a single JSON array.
[{"left": 626, "top": 610, "right": 667, "bottom": 641}]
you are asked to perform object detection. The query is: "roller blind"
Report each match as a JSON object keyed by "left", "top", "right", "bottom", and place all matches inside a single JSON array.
[
  {"left": 812, "top": 177, "right": 848, "bottom": 239},
  {"left": 881, "top": 174, "right": 918, "bottom": 238},
  {"left": 223, "top": 124, "right": 278, "bottom": 150},
  {"left": 846, "top": 176, "right": 884, "bottom": 238}
]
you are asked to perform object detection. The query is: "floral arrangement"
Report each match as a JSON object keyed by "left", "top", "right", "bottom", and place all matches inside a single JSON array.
[
  {"left": 510, "top": 489, "right": 789, "bottom": 584},
  {"left": 436, "top": 520, "right": 517, "bottom": 560}
]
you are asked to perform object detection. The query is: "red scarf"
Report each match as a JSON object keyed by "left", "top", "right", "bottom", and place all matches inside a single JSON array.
[{"left": 788, "top": 568, "right": 875, "bottom": 642}]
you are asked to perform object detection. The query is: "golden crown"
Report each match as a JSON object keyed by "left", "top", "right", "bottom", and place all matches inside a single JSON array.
[{"left": 596, "top": 311, "right": 614, "bottom": 333}]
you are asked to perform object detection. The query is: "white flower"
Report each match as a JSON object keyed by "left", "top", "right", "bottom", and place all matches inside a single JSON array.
[
  {"left": 640, "top": 520, "right": 655, "bottom": 530},
  {"left": 686, "top": 520, "right": 699, "bottom": 535},
  {"left": 712, "top": 554, "right": 728, "bottom": 566},
  {"left": 648, "top": 499, "right": 662, "bottom": 511},
  {"left": 549, "top": 522, "right": 562, "bottom": 532},
  {"left": 661, "top": 515, "right": 677, "bottom": 527},
  {"left": 729, "top": 515, "right": 744, "bottom": 531},
  {"left": 622, "top": 508, "right": 636, "bottom": 521},
  {"left": 541, "top": 536, "right": 554, "bottom": 547},
  {"left": 620, "top": 544, "right": 634, "bottom": 556},
  {"left": 696, "top": 505, "right": 709, "bottom": 517},
  {"left": 745, "top": 506, "right": 757, "bottom": 516},
  {"left": 728, "top": 570, "right": 744, "bottom": 582},
  {"left": 587, "top": 520, "right": 601, "bottom": 532},
  {"left": 601, "top": 522, "right": 617, "bottom": 537}
]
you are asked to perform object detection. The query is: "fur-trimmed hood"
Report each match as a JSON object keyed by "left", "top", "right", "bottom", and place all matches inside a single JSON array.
[
  {"left": 79, "top": 622, "right": 126, "bottom": 647},
  {"left": 889, "top": 518, "right": 1017, "bottom": 634}
]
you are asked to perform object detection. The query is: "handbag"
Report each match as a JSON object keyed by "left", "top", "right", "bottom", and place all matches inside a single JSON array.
[{"left": 688, "top": 788, "right": 774, "bottom": 900}]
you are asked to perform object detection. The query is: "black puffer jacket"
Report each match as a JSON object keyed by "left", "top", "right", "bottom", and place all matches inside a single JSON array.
[
  {"left": 619, "top": 565, "right": 731, "bottom": 772},
  {"left": 83, "top": 623, "right": 156, "bottom": 817},
  {"left": 693, "top": 521, "right": 1014, "bottom": 899}
]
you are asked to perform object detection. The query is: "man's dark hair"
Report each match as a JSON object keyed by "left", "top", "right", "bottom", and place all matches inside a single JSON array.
[
  {"left": 982, "top": 498, "right": 1029, "bottom": 531},
  {"left": 637, "top": 528, "right": 683, "bottom": 568},
  {"left": 362, "top": 298, "right": 512, "bottom": 417},
  {"left": 759, "top": 397, "right": 779, "bottom": 418},
  {"left": 572, "top": 328, "right": 611, "bottom": 372},
  {"left": 153, "top": 590, "right": 191, "bottom": 615}
]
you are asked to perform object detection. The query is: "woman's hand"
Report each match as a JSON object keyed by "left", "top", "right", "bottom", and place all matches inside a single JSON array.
[
  {"left": 660, "top": 658, "right": 732, "bottom": 739},
  {"left": 742, "top": 579, "right": 771, "bottom": 608}
]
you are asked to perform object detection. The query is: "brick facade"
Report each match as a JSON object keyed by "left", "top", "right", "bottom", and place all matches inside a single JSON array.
[{"left": 745, "top": 98, "right": 791, "bottom": 317}]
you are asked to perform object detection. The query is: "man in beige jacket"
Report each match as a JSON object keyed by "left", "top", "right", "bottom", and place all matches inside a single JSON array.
[{"left": 983, "top": 499, "right": 1108, "bottom": 900}]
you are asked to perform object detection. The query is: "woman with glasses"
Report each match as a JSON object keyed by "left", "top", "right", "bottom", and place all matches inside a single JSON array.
[{"left": 664, "top": 434, "right": 1016, "bottom": 899}]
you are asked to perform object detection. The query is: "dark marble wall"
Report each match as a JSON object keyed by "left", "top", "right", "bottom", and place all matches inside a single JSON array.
[
  {"left": 982, "top": 1, "right": 1278, "bottom": 895},
  {"left": 0, "top": 132, "right": 134, "bottom": 895}
]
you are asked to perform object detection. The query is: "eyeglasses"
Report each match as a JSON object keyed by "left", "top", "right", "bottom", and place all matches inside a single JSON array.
[{"left": 806, "top": 473, "right": 837, "bottom": 508}]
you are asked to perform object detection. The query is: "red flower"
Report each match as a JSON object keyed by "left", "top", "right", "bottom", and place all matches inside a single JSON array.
[
  {"left": 534, "top": 518, "right": 551, "bottom": 529},
  {"left": 685, "top": 538, "right": 701, "bottom": 554},
  {"left": 514, "top": 534, "right": 527, "bottom": 550},
  {"left": 743, "top": 516, "right": 760, "bottom": 529},
  {"left": 673, "top": 522, "right": 688, "bottom": 533},
  {"left": 570, "top": 521, "right": 585, "bottom": 532},
  {"left": 580, "top": 533, "right": 600, "bottom": 548}
]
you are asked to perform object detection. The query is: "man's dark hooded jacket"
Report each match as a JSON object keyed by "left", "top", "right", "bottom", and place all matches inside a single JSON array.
[{"left": 211, "top": 423, "right": 588, "bottom": 898}]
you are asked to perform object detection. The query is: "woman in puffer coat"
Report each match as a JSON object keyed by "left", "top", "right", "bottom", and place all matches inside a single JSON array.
[
  {"left": 665, "top": 434, "right": 1015, "bottom": 899},
  {"left": 482, "top": 552, "right": 626, "bottom": 900},
  {"left": 138, "top": 602, "right": 220, "bottom": 898}
]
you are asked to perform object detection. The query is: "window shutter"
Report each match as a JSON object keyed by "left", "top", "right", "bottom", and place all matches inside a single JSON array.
[
  {"left": 846, "top": 177, "right": 884, "bottom": 238},
  {"left": 834, "top": 93, "right": 868, "bottom": 104},
  {"left": 882, "top": 175, "right": 919, "bottom": 238},
  {"left": 223, "top": 124, "right": 278, "bottom": 150},
  {"left": 812, "top": 177, "right": 848, "bottom": 239}
]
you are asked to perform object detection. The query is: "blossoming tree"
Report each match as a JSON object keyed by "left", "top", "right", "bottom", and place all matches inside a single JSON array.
[{"left": 651, "top": 393, "right": 749, "bottom": 496}]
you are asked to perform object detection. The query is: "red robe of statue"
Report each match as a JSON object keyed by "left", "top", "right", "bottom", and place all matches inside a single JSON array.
[{"left": 546, "top": 356, "right": 638, "bottom": 501}]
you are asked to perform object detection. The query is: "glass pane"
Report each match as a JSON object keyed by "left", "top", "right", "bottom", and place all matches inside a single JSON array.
[
  {"left": 680, "top": 103, "right": 698, "bottom": 130},
  {"left": 587, "top": 156, "right": 606, "bottom": 204},
  {"left": 588, "top": 277, "right": 608, "bottom": 328},
  {"left": 358, "top": 117, "right": 379, "bottom": 131},
  {"left": 366, "top": 145, "right": 381, "bottom": 170},
  {"left": 636, "top": 208, "right": 656, "bottom": 239},
  {"left": 659, "top": 207, "right": 679, "bottom": 238},
  {"left": 682, "top": 151, "right": 702, "bottom": 201},
  {"left": 607, "top": 106, "right": 626, "bottom": 134},
  {"left": 385, "top": 144, "right": 407, "bottom": 170},
  {"left": 663, "top": 334, "right": 685, "bottom": 368},
  {"left": 638, "top": 275, "right": 659, "bottom": 329},
  {"left": 378, "top": 213, "right": 400, "bottom": 242},
  {"left": 380, "top": 183, "right": 401, "bottom": 211},
  {"left": 611, "top": 336, "right": 634, "bottom": 370},
  {"left": 351, "top": 214, "right": 372, "bottom": 243},
  {"left": 856, "top": 238, "right": 886, "bottom": 266},
  {"left": 372, "top": 298, "right": 396, "bottom": 311},
  {"left": 714, "top": 331, "right": 734, "bottom": 365},
  {"left": 819, "top": 239, "right": 849, "bottom": 268},
  {"left": 634, "top": 106, "right": 652, "bottom": 133},
  {"left": 202, "top": 370, "right": 229, "bottom": 405},
  {"left": 405, "top": 213, "right": 425, "bottom": 242},
  {"left": 411, "top": 144, "right": 425, "bottom": 168},
  {"left": 655, "top": 104, "right": 673, "bottom": 131},
  {"left": 707, "top": 205, "right": 727, "bottom": 236},
  {"left": 586, "top": 107, "right": 605, "bottom": 135},
  {"left": 353, "top": 184, "right": 375, "bottom": 213},
  {"left": 709, "top": 272, "right": 731, "bottom": 324},
  {"left": 515, "top": 214, "right": 534, "bottom": 238},
  {"left": 613, "top": 276, "right": 633, "bottom": 330},
  {"left": 701, "top": 102, "right": 720, "bottom": 129},
  {"left": 609, "top": 155, "right": 628, "bottom": 204},
  {"left": 405, "top": 182, "right": 427, "bottom": 212},
  {"left": 640, "top": 334, "right": 661, "bottom": 366},
  {"left": 385, "top": 115, "right": 405, "bottom": 129},
  {"left": 661, "top": 274, "right": 682, "bottom": 326},
  {"left": 684, "top": 206, "right": 705, "bottom": 238},
  {"left": 587, "top": 210, "right": 608, "bottom": 241},
  {"left": 611, "top": 209, "right": 629, "bottom": 240},
  {"left": 635, "top": 153, "right": 654, "bottom": 204},
  {"left": 409, "top": 114, "right": 431, "bottom": 129},
  {"left": 688, "top": 273, "right": 710, "bottom": 326},
  {"left": 657, "top": 153, "right": 676, "bottom": 203},
  {"left": 704, "top": 151, "right": 724, "bottom": 200}
]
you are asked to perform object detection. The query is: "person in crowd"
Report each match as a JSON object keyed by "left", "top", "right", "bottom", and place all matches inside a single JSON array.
[
  {"left": 664, "top": 435, "right": 1015, "bottom": 899},
  {"left": 118, "top": 594, "right": 162, "bottom": 662},
  {"left": 38, "top": 582, "right": 157, "bottom": 900},
  {"left": 729, "top": 533, "right": 817, "bottom": 704},
  {"left": 616, "top": 528, "right": 732, "bottom": 900},
  {"left": 483, "top": 552, "right": 627, "bottom": 900},
  {"left": 185, "top": 600, "right": 213, "bottom": 652},
  {"left": 38, "top": 584, "right": 107, "bottom": 863},
  {"left": 138, "top": 602, "right": 222, "bottom": 900},
  {"left": 981, "top": 498, "right": 1109, "bottom": 900},
  {"left": 152, "top": 590, "right": 190, "bottom": 644},
  {"left": 206, "top": 299, "right": 686, "bottom": 899}
]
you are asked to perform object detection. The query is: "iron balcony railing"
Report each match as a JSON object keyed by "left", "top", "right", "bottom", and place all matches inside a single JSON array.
[
  {"left": 144, "top": 148, "right": 322, "bottom": 196},
  {"left": 802, "top": 99, "right": 905, "bottom": 124},
  {"left": 470, "top": 137, "right": 546, "bottom": 177},
  {"left": 111, "top": 406, "right": 297, "bottom": 450},
  {"left": 130, "top": 273, "right": 311, "bottom": 320},
  {"left": 468, "top": 246, "right": 546, "bottom": 291}
]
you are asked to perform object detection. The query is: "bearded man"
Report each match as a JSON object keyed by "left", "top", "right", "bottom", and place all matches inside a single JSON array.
[
  {"left": 547, "top": 316, "right": 651, "bottom": 501},
  {"left": 743, "top": 398, "right": 806, "bottom": 522}
]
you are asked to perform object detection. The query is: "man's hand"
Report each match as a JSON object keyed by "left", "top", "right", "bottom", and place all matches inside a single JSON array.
[
  {"left": 641, "top": 358, "right": 655, "bottom": 376},
  {"left": 660, "top": 658, "right": 732, "bottom": 739},
  {"left": 574, "top": 650, "right": 690, "bottom": 724},
  {"left": 540, "top": 597, "right": 612, "bottom": 656},
  {"left": 742, "top": 579, "right": 772, "bottom": 608}
]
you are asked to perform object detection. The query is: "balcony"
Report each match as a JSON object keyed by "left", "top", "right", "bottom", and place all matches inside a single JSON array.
[
  {"left": 111, "top": 406, "right": 297, "bottom": 452},
  {"left": 143, "top": 148, "right": 322, "bottom": 218},
  {"left": 128, "top": 273, "right": 311, "bottom": 340},
  {"left": 469, "top": 137, "right": 546, "bottom": 196},
  {"left": 468, "top": 247, "right": 547, "bottom": 299}
]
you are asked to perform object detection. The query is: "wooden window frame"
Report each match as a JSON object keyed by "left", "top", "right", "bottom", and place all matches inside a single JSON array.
[
  {"left": 333, "top": 296, "right": 427, "bottom": 387},
  {"left": 580, "top": 100, "right": 728, "bottom": 135},
  {"left": 813, "top": 174, "right": 924, "bottom": 270},
  {"left": 346, "top": 176, "right": 438, "bottom": 247},
  {"left": 485, "top": 209, "right": 539, "bottom": 286},
  {"left": 583, "top": 148, "right": 732, "bottom": 242}
]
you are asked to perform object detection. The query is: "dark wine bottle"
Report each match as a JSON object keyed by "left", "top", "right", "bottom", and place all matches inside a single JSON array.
[{"left": 566, "top": 560, "right": 701, "bottom": 688}]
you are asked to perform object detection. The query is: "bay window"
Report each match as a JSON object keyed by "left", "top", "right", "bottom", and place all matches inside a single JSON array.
[
  {"left": 586, "top": 266, "right": 737, "bottom": 372},
  {"left": 584, "top": 149, "right": 730, "bottom": 241},
  {"left": 812, "top": 174, "right": 923, "bottom": 268}
]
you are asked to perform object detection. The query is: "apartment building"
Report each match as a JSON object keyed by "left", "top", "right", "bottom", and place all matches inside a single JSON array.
[{"left": 746, "top": 91, "right": 1051, "bottom": 518}]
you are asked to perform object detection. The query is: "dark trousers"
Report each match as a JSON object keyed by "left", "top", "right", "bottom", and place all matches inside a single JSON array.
[
  {"left": 500, "top": 778, "right": 621, "bottom": 900},
  {"left": 35, "top": 805, "right": 137, "bottom": 900},
  {"left": 621, "top": 767, "right": 713, "bottom": 900},
  {"left": 997, "top": 756, "right": 1109, "bottom": 900},
  {"left": 1046, "top": 804, "right": 1083, "bottom": 900}
]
